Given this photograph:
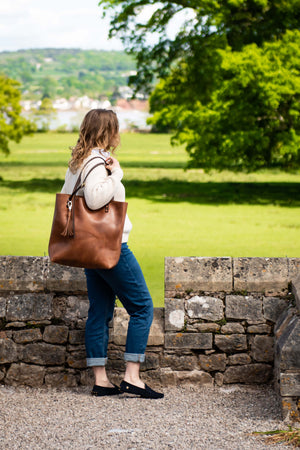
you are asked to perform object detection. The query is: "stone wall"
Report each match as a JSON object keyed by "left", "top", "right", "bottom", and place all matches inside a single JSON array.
[
  {"left": 0, "top": 256, "right": 299, "bottom": 419},
  {"left": 164, "top": 257, "right": 300, "bottom": 420}
]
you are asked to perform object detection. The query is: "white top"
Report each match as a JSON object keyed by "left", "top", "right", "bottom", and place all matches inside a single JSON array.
[{"left": 61, "top": 148, "right": 132, "bottom": 243}]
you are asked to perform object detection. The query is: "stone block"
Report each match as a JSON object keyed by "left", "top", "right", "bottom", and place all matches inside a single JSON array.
[
  {"left": 5, "top": 322, "right": 26, "bottom": 328},
  {"left": 43, "top": 325, "right": 69, "bottom": 344},
  {"left": 108, "top": 328, "right": 114, "bottom": 344},
  {"left": 186, "top": 296, "right": 224, "bottom": 321},
  {"left": 0, "top": 370, "right": 5, "bottom": 381},
  {"left": 223, "top": 364, "right": 273, "bottom": 384},
  {"left": 176, "top": 370, "right": 214, "bottom": 385},
  {"left": 2, "top": 256, "right": 46, "bottom": 292},
  {"left": 112, "top": 307, "right": 164, "bottom": 347},
  {"left": 165, "top": 333, "right": 212, "bottom": 350},
  {"left": 0, "top": 338, "right": 18, "bottom": 363},
  {"left": 68, "top": 329, "right": 85, "bottom": 345},
  {"left": 0, "top": 330, "right": 12, "bottom": 339},
  {"left": 80, "top": 368, "right": 94, "bottom": 386},
  {"left": 64, "top": 296, "right": 89, "bottom": 323},
  {"left": 280, "top": 372, "right": 300, "bottom": 396},
  {"left": 161, "top": 354, "right": 199, "bottom": 371},
  {"left": 126, "top": 369, "right": 160, "bottom": 387},
  {"left": 233, "top": 257, "right": 288, "bottom": 292},
  {"left": 225, "top": 295, "right": 264, "bottom": 323},
  {"left": 215, "top": 334, "right": 247, "bottom": 353},
  {"left": 288, "top": 258, "right": 300, "bottom": 282},
  {"left": 5, "top": 363, "right": 45, "bottom": 387},
  {"left": 281, "top": 397, "right": 300, "bottom": 422},
  {"left": 292, "top": 277, "right": 300, "bottom": 312},
  {"left": 6, "top": 293, "right": 53, "bottom": 322},
  {"left": 140, "top": 353, "right": 160, "bottom": 371},
  {"left": 46, "top": 366, "right": 64, "bottom": 373},
  {"left": 228, "top": 353, "right": 252, "bottom": 365},
  {"left": 165, "top": 298, "right": 185, "bottom": 331},
  {"left": 199, "top": 354, "right": 227, "bottom": 372},
  {"left": 165, "top": 257, "right": 232, "bottom": 292},
  {"left": 275, "top": 315, "right": 300, "bottom": 370},
  {"left": 67, "top": 344, "right": 85, "bottom": 352},
  {"left": 28, "top": 321, "right": 51, "bottom": 326},
  {"left": 67, "top": 350, "right": 87, "bottom": 369},
  {"left": 148, "top": 308, "right": 164, "bottom": 346},
  {"left": 215, "top": 372, "right": 224, "bottom": 386},
  {"left": 13, "top": 329, "right": 42, "bottom": 344},
  {"left": 263, "top": 297, "right": 290, "bottom": 323},
  {"left": 52, "top": 296, "right": 89, "bottom": 325},
  {"left": 22, "top": 342, "right": 66, "bottom": 365},
  {"left": 45, "top": 371, "right": 78, "bottom": 387},
  {"left": 274, "top": 307, "right": 297, "bottom": 339},
  {"left": 51, "top": 296, "right": 66, "bottom": 319},
  {"left": 76, "top": 319, "right": 87, "bottom": 330},
  {"left": 46, "top": 261, "right": 87, "bottom": 293},
  {"left": 106, "top": 354, "right": 126, "bottom": 372},
  {"left": 0, "top": 257, "right": 7, "bottom": 289},
  {"left": 194, "top": 323, "right": 220, "bottom": 333},
  {"left": 250, "top": 335, "right": 274, "bottom": 362},
  {"left": 221, "top": 323, "right": 245, "bottom": 334},
  {"left": 0, "top": 297, "right": 6, "bottom": 317},
  {"left": 247, "top": 324, "right": 272, "bottom": 334},
  {"left": 159, "top": 368, "right": 177, "bottom": 386},
  {"left": 112, "top": 307, "right": 129, "bottom": 346}
]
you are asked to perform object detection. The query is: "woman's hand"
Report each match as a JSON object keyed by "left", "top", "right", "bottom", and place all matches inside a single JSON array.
[{"left": 105, "top": 156, "right": 120, "bottom": 172}]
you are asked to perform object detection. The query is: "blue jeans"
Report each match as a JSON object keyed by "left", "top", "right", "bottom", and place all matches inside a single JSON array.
[{"left": 84, "top": 243, "right": 154, "bottom": 367}]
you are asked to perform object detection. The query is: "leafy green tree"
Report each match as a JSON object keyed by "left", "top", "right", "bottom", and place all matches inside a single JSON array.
[
  {"left": 100, "top": 0, "right": 300, "bottom": 170},
  {"left": 0, "top": 75, "right": 36, "bottom": 154},
  {"left": 100, "top": 0, "right": 300, "bottom": 87},
  {"left": 149, "top": 31, "right": 300, "bottom": 171}
]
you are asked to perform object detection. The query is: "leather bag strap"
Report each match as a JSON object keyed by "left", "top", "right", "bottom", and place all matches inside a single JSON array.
[
  {"left": 60, "top": 156, "right": 108, "bottom": 237},
  {"left": 69, "top": 156, "right": 107, "bottom": 201}
]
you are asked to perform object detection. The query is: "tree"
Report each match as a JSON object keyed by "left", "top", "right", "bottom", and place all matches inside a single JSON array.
[
  {"left": 149, "top": 31, "right": 300, "bottom": 171},
  {"left": 0, "top": 75, "right": 36, "bottom": 154},
  {"left": 100, "top": 0, "right": 300, "bottom": 170},
  {"left": 41, "top": 76, "right": 58, "bottom": 99}
]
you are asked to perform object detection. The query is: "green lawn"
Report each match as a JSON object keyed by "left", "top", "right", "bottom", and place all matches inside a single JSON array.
[{"left": 1, "top": 132, "right": 300, "bottom": 306}]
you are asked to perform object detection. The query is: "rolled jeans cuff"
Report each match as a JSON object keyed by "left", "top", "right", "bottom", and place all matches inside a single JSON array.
[
  {"left": 124, "top": 353, "right": 145, "bottom": 363},
  {"left": 86, "top": 357, "right": 107, "bottom": 367}
]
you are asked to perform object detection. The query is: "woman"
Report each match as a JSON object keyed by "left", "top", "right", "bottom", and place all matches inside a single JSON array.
[{"left": 61, "top": 109, "right": 163, "bottom": 399}]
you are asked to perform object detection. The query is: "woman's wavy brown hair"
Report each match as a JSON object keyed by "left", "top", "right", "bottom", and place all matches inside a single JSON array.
[{"left": 69, "top": 109, "right": 120, "bottom": 173}]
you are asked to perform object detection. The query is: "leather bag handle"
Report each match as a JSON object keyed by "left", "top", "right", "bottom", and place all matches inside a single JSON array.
[
  {"left": 70, "top": 156, "right": 107, "bottom": 200},
  {"left": 61, "top": 156, "right": 108, "bottom": 237}
]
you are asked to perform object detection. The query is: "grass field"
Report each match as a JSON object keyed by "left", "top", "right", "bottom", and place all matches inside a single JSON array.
[{"left": 1, "top": 132, "right": 300, "bottom": 306}]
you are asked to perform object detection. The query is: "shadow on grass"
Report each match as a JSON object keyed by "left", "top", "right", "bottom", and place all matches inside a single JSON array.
[
  {"left": 0, "top": 160, "right": 186, "bottom": 169},
  {"left": 1, "top": 178, "right": 300, "bottom": 207},
  {"left": 0, "top": 178, "right": 64, "bottom": 193},
  {"left": 0, "top": 161, "right": 68, "bottom": 168},
  {"left": 119, "top": 161, "right": 186, "bottom": 169}
]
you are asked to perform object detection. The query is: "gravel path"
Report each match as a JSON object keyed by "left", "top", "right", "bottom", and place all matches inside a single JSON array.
[{"left": 0, "top": 384, "right": 288, "bottom": 449}]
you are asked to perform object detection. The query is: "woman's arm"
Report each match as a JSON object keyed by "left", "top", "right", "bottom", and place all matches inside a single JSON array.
[{"left": 83, "top": 159, "right": 123, "bottom": 210}]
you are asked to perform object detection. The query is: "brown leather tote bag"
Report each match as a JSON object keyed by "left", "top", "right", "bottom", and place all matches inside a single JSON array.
[{"left": 48, "top": 157, "right": 128, "bottom": 269}]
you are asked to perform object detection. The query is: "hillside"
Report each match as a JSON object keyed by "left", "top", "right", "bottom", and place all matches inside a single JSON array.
[{"left": 0, "top": 48, "right": 136, "bottom": 100}]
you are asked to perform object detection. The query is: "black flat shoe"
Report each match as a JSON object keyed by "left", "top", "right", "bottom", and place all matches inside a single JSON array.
[
  {"left": 120, "top": 380, "right": 164, "bottom": 399},
  {"left": 91, "top": 384, "right": 121, "bottom": 396}
]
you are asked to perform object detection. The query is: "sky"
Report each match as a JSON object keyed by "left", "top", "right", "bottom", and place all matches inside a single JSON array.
[
  {"left": 0, "top": 1, "right": 196, "bottom": 53},
  {"left": 0, "top": 0, "right": 124, "bottom": 52}
]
